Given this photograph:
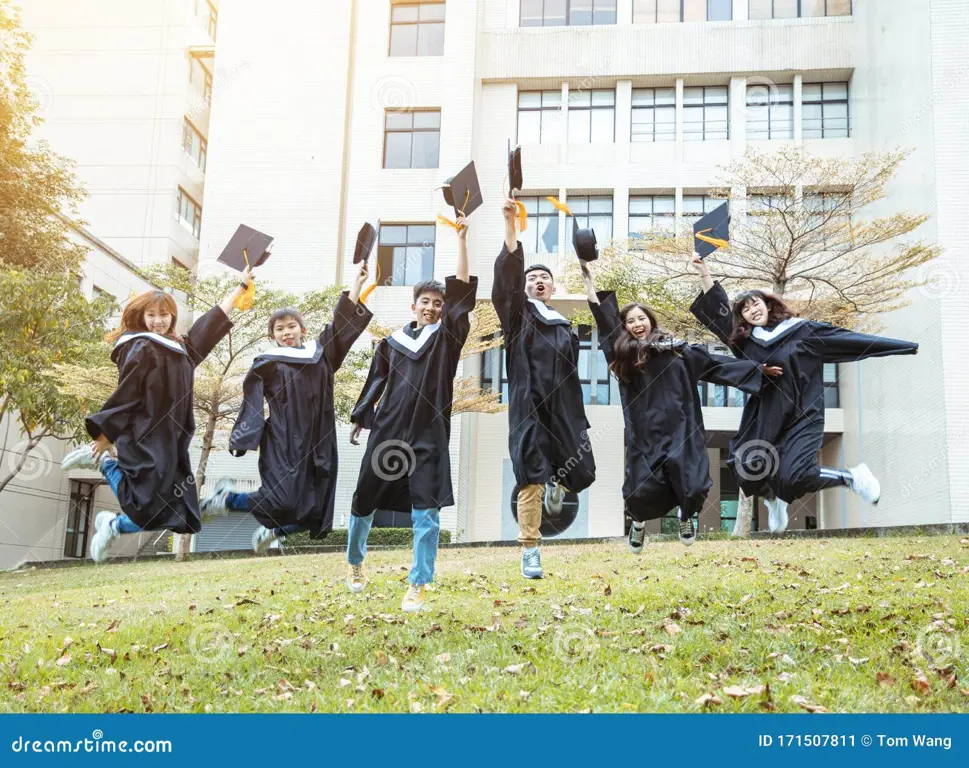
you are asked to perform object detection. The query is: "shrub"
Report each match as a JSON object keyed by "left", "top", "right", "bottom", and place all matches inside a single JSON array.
[{"left": 282, "top": 527, "right": 452, "bottom": 548}]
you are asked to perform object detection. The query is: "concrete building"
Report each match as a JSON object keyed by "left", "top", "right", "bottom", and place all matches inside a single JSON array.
[{"left": 5, "top": 0, "right": 966, "bottom": 566}]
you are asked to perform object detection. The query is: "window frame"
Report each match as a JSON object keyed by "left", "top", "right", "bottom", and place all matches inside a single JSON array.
[
  {"left": 376, "top": 223, "right": 437, "bottom": 287},
  {"left": 628, "top": 194, "right": 676, "bottom": 238},
  {"left": 565, "top": 195, "right": 614, "bottom": 250},
  {"left": 567, "top": 89, "right": 616, "bottom": 144},
  {"left": 630, "top": 87, "right": 676, "bottom": 143},
  {"left": 745, "top": 82, "right": 794, "bottom": 140},
  {"left": 520, "top": 0, "right": 619, "bottom": 27},
  {"left": 802, "top": 81, "right": 850, "bottom": 139},
  {"left": 181, "top": 118, "right": 207, "bottom": 171},
  {"left": 517, "top": 195, "right": 561, "bottom": 254},
  {"left": 176, "top": 186, "right": 203, "bottom": 239},
  {"left": 682, "top": 85, "right": 729, "bottom": 141},
  {"left": 633, "top": 0, "right": 733, "bottom": 22},
  {"left": 382, "top": 109, "right": 442, "bottom": 169},
  {"left": 517, "top": 90, "right": 564, "bottom": 145},
  {"left": 748, "top": 0, "right": 852, "bottom": 19},
  {"left": 207, "top": 2, "right": 218, "bottom": 40},
  {"left": 389, "top": 2, "right": 446, "bottom": 57},
  {"left": 64, "top": 481, "right": 96, "bottom": 559}
]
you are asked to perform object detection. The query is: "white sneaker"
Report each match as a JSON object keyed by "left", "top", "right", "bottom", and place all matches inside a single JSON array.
[
  {"left": 347, "top": 563, "right": 367, "bottom": 594},
  {"left": 628, "top": 521, "right": 647, "bottom": 554},
  {"left": 200, "top": 478, "right": 234, "bottom": 520},
  {"left": 61, "top": 444, "right": 97, "bottom": 472},
  {"left": 848, "top": 463, "right": 881, "bottom": 505},
  {"left": 251, "top": 526, "right": 279, "bottom": 554},
  {"left": 765, "top": 497, "right": 789, "bottom": 533},
  {"left": 89, "top": 511, "right": 119, "bottom": 563},
  {"left": 545, "top": 482, "right": 565, "bottom": 515},
  {"left": 401, "top": 584, "right": 425, "bottom": 612},
  {"left": 521, "top": 547, "right": 543, "bottom": 579}
]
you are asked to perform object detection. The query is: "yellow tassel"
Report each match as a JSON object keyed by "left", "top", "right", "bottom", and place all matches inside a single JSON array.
[
  {"left": 360, "top": 261, "right": 382, "bottom": 305},
  {"left": 515, "top": 200, "right": 528, "bottom": 232},
  {"left": 437, "top": 214, "right": 461, "bottom": 231},
  {"left": 232, "top": 248, "right": 255, "bottom": 310},
  {"left": 695, "top": 229, "right": 729, "bottom": 251},
  {"left": 546, "top": 196, "right": 573, "bottom": 217}
]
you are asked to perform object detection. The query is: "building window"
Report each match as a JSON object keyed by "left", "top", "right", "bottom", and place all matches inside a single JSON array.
[
  {"left": 746, "top": 83, "right": 793, "bottom": 140},
  {"left": 681, "top": 195, "right": 723, "bottom": 232},
  {"left": 389, "top": 3, "right": 446, "bottom": 57},
  {"left": 748, "top": 192, "right": 793, "bottom": 216},
  {"left": 698, "top": 345, "right": 749, "bottom": 407},
  {"left": 520, "top": 0, "right": 618, "bottom": 27},
  {"left": 749, "top": 0, "right": 851, "bottom": 18},
  {"left": 628, "top": 195, "right": 675, "bottom": 237},
  {"left": 176, "top": 187, "right": 202, "bottom": 239},
  {"left": 181, "top": 119, "right": 207, "bottom": 171},
  {"left": 383, "top": 110, "right": 441, "bottom": 169},
  {"left": 64, "top": 481, "right": 96, "bottom": 558},
  {"left": 804, "top": 192, "right": 850, "bottom": 250},
  {"left": 517, "top": 196, "right": 560, "bottom": 254},
  {"left": 683, "top": 86, "right": 729, "bottom": 141},
  {"left": 803, "top": 82, "right": 849, "bottom": 138},
  {"left": 565, "top": 196, "right": 613, "bottom": 249},
  {"left": 376, "top": 224, "right": 436, "bottom": 286},
  {"left": 578, "top": 325, "right": 611, "bottom": 404},
  {"left": 203, "top": 68, "right": 213, "bottom": 105},
  {"left": 568, "top": 89, "right": 615, "bottom": 143},
  {"left": 481, "top": 343, "right": 509, "bottom": 403},
  {"left": 517, "top": 91, "right": 563, "bottom": 145},
  {"left": 207, "top": 3, "right": 218, "bottom": 39},
  {"left": 631, "top": 88, "right": 676, "bottom": 143},
  {"left": 634, "top": 0, "right": 732, "bottom": 22},
  {"left": 823, "top": 363, "right": 839, "bottom": 407}
]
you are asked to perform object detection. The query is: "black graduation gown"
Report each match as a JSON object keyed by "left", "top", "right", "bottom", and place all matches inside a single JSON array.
[
  {"left": 350, "top": 276, "right": 478, "bottom": 517},
  {"left": 492, "top": 243, "right": 596, "bottom": 492},
  {"left": 228, "top": 293, "right": 373, "bottom": 538},
  {"left": 691, "top": 281, "right": 919, "bottom": 502},
  {"left": 591, "top": 291, "right": 765, "bottom": 520},
  {"left": 85, "top": 306, "right": 232, "bottom": 533}
]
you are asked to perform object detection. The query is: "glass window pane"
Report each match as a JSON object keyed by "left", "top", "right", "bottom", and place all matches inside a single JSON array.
[
  {"left": 827, "top": 0, "right": 852, "bottom": 16},
  {"left": 520, "top": 0, "right": 544, "bottom": 26},
  {"left": 412, "top": 111, "right": 440, "bottom": 129},
  {"left": 597, "top": 383, "right": 610, "bottom": 404},
  {"left": 392, "top": 5, "right": 419, "bottom": 22},
  {"left": 683, "top": 0, "right": 705, "bottom": 22},
  {"left": 656, "top": 88, "right": 676, "bottom": 106},
  {"left": 569, "top": 109, "right": 591, "bottom": 143},
  {"left": 569, "top": 198, "right": 590, "bottom": 215},
  {"left": 683, "top": 87, "right": 704, "bottom": 106},
  {"left": 518, "top": 111, "right": 541, "bottom": 144},
  {"left": 420, "top": 3, "right": 446, "bottom": 21},
  {"left": 570, "top": 90, "right": 592, "bottom": 107},
  {"left": 682, "top": 196, "right": 704, "bottom": 214},
  {"left": 380, "top": 225, "right": 407, "bottom": 244},
  {"left": 384, "top": 132, "right": 413, "bottom": 168},
  {"left": 409, "top": 225, "right": 436, "bottom": 244},
  {"left": 385, "top": 112, "right": 413, "bottom": 130},
  {"left": 707, "top": 86, "right": 728, "bottom": 104},
  {"left": 656, "top": 0, "right": 680, "bottom": 22},
  {"left": 519, "top": 91, "right": 542, "bottom": 108},
  {"left": 545, "top": 0, "right": 568, "bottom": 25},
  {"left": 411, "top": 130, "right": 440, "bottom": 168},
  {"left": 592, "top": 89, "right": 615, "bottom": 106},
  {"left": 591, "top": 109, "right": 615, "bottom": 142},
  {"left": 708, "top": 0, "right": 732, "bottom": 20},
  {"left": 629, "top": 198, "right": 650, "bottom": 214},
  {"left": 825, "top": 82, "right": 849, "bottom": 100},
  {"left": 542, "top": 90, "right": 563, "bottom": 107},
  {"left": 539, "top": 216, "right": 559, "bottom": 253},
  {"left": 774, "top": 0, "right": 798, "bottom": 17},
  {"left": 421, "top": 246, "right": 435, "bottom": 281},
  {"left": 417, "top": 22, "right": 445, "bottom": 56},
  {"left": 654, "top": 196, "right": 675, "bottom": 213},
  {"left": 541, "top": 109, "right": 562, "bottom": 142},
  {"left": 748, "top": 0, "right": 772, "bottom": 18},
  {"left": 589, "top": 197, "right": 612, "bottom": 213},
  {"left": 593, "top": 1, "right": 618, "bottom": 25},
  {"left": 570, "top": 0, "right": 594, "bottom": 26},
  {"left": 590, "top": 214, "right": 613, "bottom": 240},
  {"left": 633, "top": 0, "right": 657, "bottom": 23},
  {"left": 777, "top": 85, "right": 794, "bottom": 100},
  {"left": 801, "top": 0, "right": 826, "bottom": 16},
  {"left": 581, "top": 383, "right": 592, "bottom": 404},
  {"left": 802, "top": 83, "right": 823, "bottom": 102},
  {"left": 632, "top": 89, "right": 654, "bottom": 107}
]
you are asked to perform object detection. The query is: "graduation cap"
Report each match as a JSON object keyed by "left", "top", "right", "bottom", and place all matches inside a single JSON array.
[
  {"left": 508, "top": 141, "right": 523, "bottom": 198},
  {"left": 694, "top": 202, "right": 730, "bottom": 259},
  {"left": 573, "top": 227, "right": 598, "bottom": 262},
  {"left": 354, "top": 222, "right": 378, "bottom": 265},
  {"left": 218, "top": 225, "right": 273, "bottom": 272},
  {"left": 441, "top": 161, "right": 483, "bottom": 218}
]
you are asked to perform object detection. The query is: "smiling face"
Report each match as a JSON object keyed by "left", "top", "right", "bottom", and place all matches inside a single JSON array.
[
  {"left": 525, "top": 270, "right": 555, "bottom": 302},
  {"left": 143, "top": 305, "right": 174, "bottom": 336},
  {"left": 741, "top": 295, "right": 770, "bottom": 327},
  {"left": 271, "top": 315, "right": 305, "bottom": 347},
  {"left": 623, "top": 306, "right": 653, "bottom": 340},
  {"left": 413, "top": 291, "right": 445, "bottom": 327}
]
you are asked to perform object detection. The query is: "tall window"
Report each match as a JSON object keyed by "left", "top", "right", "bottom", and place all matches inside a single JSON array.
[
  {"left": 481, "top": 343, "right": 509, "bottom": 403},
  {"left": 565, "top": 196, "right": 613, "bottom": 248},
  {"left": 389, "top": 3, "right": 445, "bottom": 56},
  {"left": 683, "top": 86, "right": 728, "bottom": 141},
  {"left": 568, "top": 90, "right": 615, "bottom": 143},
  {"left": 746, "top": 83, "right": 793, "bottom": 140},
  {"left": 176, "top": 187, "right": 202, "bottom": 239},
  {"left": 64, "top": 481, "right": 95, "bottom": 559},
  {"left": 517, "top": 196, "right": 560, "bottom": 254},
  {"left": 804, "top": 191, "right": 850, "bottom": 250},
  {"left": 383, "top": 110, "right": 441, "bottom": 169},
  {"left": 631, "top": 88, "right": 676, "bottom": 142},
  {"left": 518, "top": 91, "right": 563, "bottom": 145},
  {"left": 634, "top": 0, "right": 732, "bottom": 22},
  {"left": 748, "top": 192, "right": 793, "bottom": 216},
  {"left": 749, "top": 0, "right": 851, "bottom": 18},
  {"left": 681, "top": 195, "right": 723, "bottom": 232},
  {"left": 628, "top": 195, "right": 675, "bottom": 237},
  {"left": 207, "top": 2, "right": 218, "bottom": 39},
  {"left": 182, "top": 119, "right": 207, "bottom": 171},
  {"left": 803, "top": 82, "right": 849, "bottom": 138},
  {"left": 376, "top": 224, "right": 436, "bottom": 286},
  {"left": 578, "top": 325, "right": 611, "bottom": 404},
  {"left": 823, "top": 363, "right": 839, "bottom": 407},
  {"left": 521, "top": 0, "right": 618, "bottom": 27}
]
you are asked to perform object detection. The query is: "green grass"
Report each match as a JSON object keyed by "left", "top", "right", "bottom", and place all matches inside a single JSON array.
[{"left": 2, "top": 536, "right": 968, "bottom": 713}]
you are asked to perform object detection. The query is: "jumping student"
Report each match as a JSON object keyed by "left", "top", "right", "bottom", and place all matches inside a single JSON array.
[
  {"left": 61, "top": 270, "right": 254, "bottom": 562},
  {"left": 690, "top": 254, "right": 919, "bottom": 532},
  {"left": 494, "top": 200, "right": 596, "bottom": 579},
  {"left": 580, "top": 264, "right": 779, "bottom": 550},
  {"left": 199, "top": 260, "right": 372, "bottom": 552},
  {"left": 345, "top": 217, "right": 476, "bottom": 612}
]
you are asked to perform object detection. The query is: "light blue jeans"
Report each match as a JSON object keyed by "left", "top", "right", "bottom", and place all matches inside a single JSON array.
[
  {"left": 100, "top": 458, "right": 142, "bottom": 534},
  {"left": 347, "top": 508, "right": 441, "bottom": 586},
  {"left": 226, "top": 492, "right": 306, "bottom": 536}
]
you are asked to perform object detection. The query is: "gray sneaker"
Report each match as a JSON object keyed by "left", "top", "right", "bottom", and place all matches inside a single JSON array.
[
  {"left": 251, "top": 526, "right": 279, "bottom": 554},
  {"left": 521, "top": 547, "right": 543, "bottom": 579},
  {"left": 61, "top": 444, "right": 97, "bottom": 472}
]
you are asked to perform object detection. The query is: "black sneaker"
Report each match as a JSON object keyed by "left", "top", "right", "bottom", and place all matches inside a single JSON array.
[
  {"left": 628, "top": 521, "right": 646, "bottom": 554},
  {"left": 678, "top": 516, "right": 696, "bottom": 547}
]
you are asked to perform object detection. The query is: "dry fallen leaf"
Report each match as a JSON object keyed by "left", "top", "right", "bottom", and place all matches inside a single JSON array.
[
  {"left": 98, "top": 645, "right": 117, "bottom": 662},
  {"left": 911, "top": 674, "right": 931, "bottom": 696},
  {"left": 604, "top": 585, "right": 612, "bottom": 597},
  {"left": 696, "top": 693, "right": 722, "bottom": 707},
  {"left": 876, "top": 672, "right": 895, "bottom": 688},
  {"left": 375, "top": 650, "right": 388, "bottom": 667},
  {"left": 55, "top": 654, "right": 70, "bottom": 667},
  {"left": 663, "top": 621, "right": 681, "bottom": 637},
  {"left": 790, "top": 695, "right": 827, "bottom": 713},
  {"left": 724, "top": 685, "right": 765, "bottom": 699}
]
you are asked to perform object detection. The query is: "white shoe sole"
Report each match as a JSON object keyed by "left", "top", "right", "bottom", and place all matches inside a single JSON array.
[
  {"left": 62, "top": 446, "right": 96, "bottom": 472},
  {"left": 348, "top": 582, "right": 365, "bottom": 594},
  {"left": 401, "top": 602, "right": 424, "bottom": 613}
]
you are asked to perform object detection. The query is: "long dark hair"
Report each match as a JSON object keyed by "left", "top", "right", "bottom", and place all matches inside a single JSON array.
[
  {"left": 729, "top": 290, "right": 794, "bottom": 345},
  {"left": 610, "top": 303, "right": 677, "bottom": 384},
  {"left": 105, "top": 290, "right": 180, "bottom": 342}
]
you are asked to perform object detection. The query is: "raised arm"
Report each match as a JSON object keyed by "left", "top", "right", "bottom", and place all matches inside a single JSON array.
[
  {"left": 688, "top": 255, "right": 734, "bottom": 348},
  {"left": 456, "top": 216, "right": 470, "bottom": 283},
  {"left": 321, "top": 261, "right": 374, "bottom": 370},
  {"left": 588, "top": 288, "right": 624, "bottom": 364},
  {"left": 492, "top": 201, "right": 527, "bottom": 332},
  {"left": 218, "top": 266, "right": 253, "bottom": 318},
  {"left": 800, "top": 324, "right": 919, "bottom": 364}
]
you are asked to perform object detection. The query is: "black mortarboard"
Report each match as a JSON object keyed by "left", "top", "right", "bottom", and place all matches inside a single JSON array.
[
  {"left": 694, "top": 202, "right": 730, "bottom": 259},
  {"left": 573, "top": 227, "right": 599, "bottom": 262},
  {"left": 354, "top": 222, "right": 378, "bottom": 265},
  {"left": 508, "top": 141, "right": 523, "bottom": 198},
  {"left": 441, "top": 161, "right": 483, "bottom": 218},
  {"left": 217, "top": 225, "right": 273, "bottom": 272}
]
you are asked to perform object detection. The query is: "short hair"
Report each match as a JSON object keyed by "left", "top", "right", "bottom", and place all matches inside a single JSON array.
[
  {"left": 412, "top": 279, "right": 446, "bottom": 303},
  {"left": 525, "top": 264, "right": 554, "bottom": 281},
  {"left": 267, "top": 307, "right": 306, "bottom": 339}
]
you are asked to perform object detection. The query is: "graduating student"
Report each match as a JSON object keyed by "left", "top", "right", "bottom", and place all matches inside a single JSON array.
[
  {"left": 494, "top": 200, "right": 596, "bottom": 580},
  {"left": 690, "top": 255, "right": 919, "bottom": 532},
  {"left": 580, "top": 264, "right": 779, "bottom": 550},
  {"left": 60, "top": 271, "right": 254, "bottom": 562},
  {"left": 200, "top": 260, "right": 373, "bottom": 551},
  {"left": 345, "top": 214, "right": 477, "bottom": 613}
]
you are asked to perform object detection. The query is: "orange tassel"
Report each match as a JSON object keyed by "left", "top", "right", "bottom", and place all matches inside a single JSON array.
[
  {"left": 546, "top": 196, "right": 573, "bottom": 217},
  {"left": 360, "top": 261, "right": 382, "bottom": 305},
  {"left": 515, "top": 200, "right": 528, "bottom": 232},
  {"left": 695, "top": 229, "right": 729, "bottom": 251},
  {"left": 437, "top": 214, "right": 461, "bottom": 231},
  {"left": 233, "top": 249, "right": 255, "bottom": 310}
]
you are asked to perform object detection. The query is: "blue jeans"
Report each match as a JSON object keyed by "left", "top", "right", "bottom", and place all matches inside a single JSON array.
[
  {"left": 346, "top": 508, "right": 440, "bottom": 586},
  {"left": 100, "top": 458, "right": 142, "bottom": 534},
  {"left": 228, "top": 493, "right": 305, "bottom": 536}
]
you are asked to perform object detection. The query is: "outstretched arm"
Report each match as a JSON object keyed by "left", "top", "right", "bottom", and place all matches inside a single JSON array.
[{"left": 801, "top": 324, "right": 919, "bottom": 363}]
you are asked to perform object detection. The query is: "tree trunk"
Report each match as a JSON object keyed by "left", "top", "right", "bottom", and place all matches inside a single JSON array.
[
  {"left": 174, "top": 409, "right": 219, "bottom": 561},
  {"left": 0, "top": 435, "right": 44, "bottom": 494},
  {"left": 731, "top": 489, "right": 754, "bottom": 538},
  {"left": 772, "top": 280, "right": 787, "bottom": 295}
]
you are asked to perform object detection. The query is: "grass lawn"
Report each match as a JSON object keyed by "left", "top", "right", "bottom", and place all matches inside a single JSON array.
[{"left": 2, "top": 536, "right": 968, "bottom": 714}]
